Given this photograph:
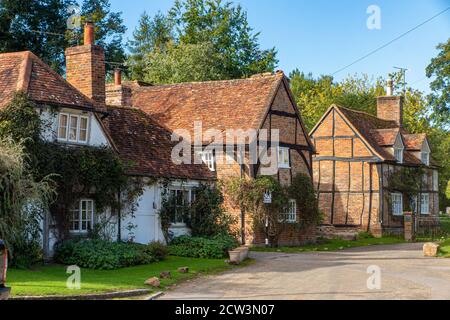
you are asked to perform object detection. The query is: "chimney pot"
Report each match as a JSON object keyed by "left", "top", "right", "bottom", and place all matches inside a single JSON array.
[
  {"left": 84, "top": 22, "right": 95, "bottom": 45},
  {"left": 386, "top": 79, "right": 394, "bottom": 96},
  {"left": 114, "top": 69, "right": 122, "bottom": 86}
]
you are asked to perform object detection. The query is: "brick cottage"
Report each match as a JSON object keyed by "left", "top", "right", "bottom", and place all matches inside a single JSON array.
[
  {"left": 106, "top": 67, "right": 316, "bottom": 245},
  {"left": 310, "top": 81, "right": 440, "bottom": 238}
]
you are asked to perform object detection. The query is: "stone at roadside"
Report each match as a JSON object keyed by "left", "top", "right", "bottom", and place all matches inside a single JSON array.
[
  {"left": 144, "top": 277, "right": 160, "bottom": 287},
  {"left": 177, "top": 267, "right": 189, "bottom": 274},
  {"left": 423, "top": 243, "right": 440, "bottom": 257},
  {"left": 160, "top": 271, "right": 171, "bottom": 279}
]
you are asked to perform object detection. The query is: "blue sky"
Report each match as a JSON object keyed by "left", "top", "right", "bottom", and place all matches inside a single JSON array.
[{"left": 103, "top": 0, "right": 450, "bottom": 93}]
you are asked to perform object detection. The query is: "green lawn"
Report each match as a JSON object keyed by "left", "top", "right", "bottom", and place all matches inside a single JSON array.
[
  {"left": 8, "top": 256, "right": 234, "bottom": 297},
  {"left": 251, "top": 236, "right": 406, "bottom": 254}
]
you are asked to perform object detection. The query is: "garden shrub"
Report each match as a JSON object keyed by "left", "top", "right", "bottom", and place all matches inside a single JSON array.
[
  {"left": 54, "top": 240, "right": 168, "bottom": 270},
  {"left": 169, "top": 234, "right": 239, "bottom": 259}
]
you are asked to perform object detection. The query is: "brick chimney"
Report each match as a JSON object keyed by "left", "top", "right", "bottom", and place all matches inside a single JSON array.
[
  {"left": 105, "top": 69, "right": 134, "bottom": 107},
  {"left": 65, "top": 22, "right": 106, "bottom": 109},
  {"left": 377, "top": 80, "right": 403, "bottom": 127}
]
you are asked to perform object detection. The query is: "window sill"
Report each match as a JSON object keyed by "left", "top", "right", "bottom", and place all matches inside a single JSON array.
[
  {"left": 170, "top": 223, "right": 188, "bottom": 228},
  {"left": 57, "top": 139, "right": 89, "bottom": 146},
  {"left": 278, "top": 165, "right": 291, "bottom": 170}
]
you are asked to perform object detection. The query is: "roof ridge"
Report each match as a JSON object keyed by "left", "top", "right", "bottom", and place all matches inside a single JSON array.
[
  {"left": 134, "top": 72, "right": 283, "bottom": 91},
  {"left": 336, "top": 105, "right": 399, "bottom": 126},
  {"left": 16, "top": 51, "right": 33, "bottom": 92},
  {"left": 25, "top": 51, "right": 97, "bottom": 108}
]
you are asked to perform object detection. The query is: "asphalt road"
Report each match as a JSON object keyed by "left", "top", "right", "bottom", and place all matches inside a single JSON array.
[{"left": 160, "top": 243, "right": 450, "bottom": 300}]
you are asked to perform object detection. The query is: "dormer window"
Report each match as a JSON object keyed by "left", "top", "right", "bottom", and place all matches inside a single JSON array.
[
  {"left": 393, "top": 133, "right": 404, "bottom": 164},
  {"left": 394, "top": 147, "right": 403, "bottom": 164},
  {"left": 421, "top": 152, "right": 430, "bottom": 166},
  {"left": 57, "top": 113, "right": 89, "bottom": 144},
  {"left": 200, "top": 150, "right": 216, "bottom": 172}
]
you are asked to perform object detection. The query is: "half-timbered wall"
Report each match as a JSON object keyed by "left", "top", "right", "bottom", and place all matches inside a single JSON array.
[
  {"left": 311, "top": 108, "right": 381, "bottom": 232},
  {"left": 217, "top": 81, "right": 315, "bottom": 245}
]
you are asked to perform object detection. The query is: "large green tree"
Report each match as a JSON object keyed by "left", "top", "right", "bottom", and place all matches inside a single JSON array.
[
  {"left": 127, "top": 0, "right": 278, "bottom": 83},
  {"left": 127, "top": 12, "right": 174, "bottom": 80},
  {"left": 0, "top": 0, "right": 126, "bottom": 74},
  {"left": 426, "top": 38, "right": 450, "bottom": 127},
  {"left": 71, "top": 0, "right": 127, "bottom": 74},
  {"left": 290, "top": 70, "right": 385, "bottom": 130},
  {"left": 0, "top": 0, "right": 74, "bottom": 71}
]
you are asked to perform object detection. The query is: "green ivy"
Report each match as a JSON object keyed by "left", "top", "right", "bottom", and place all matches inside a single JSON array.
[
  {"left": 386, "top": 167, "right": 424, "bottom": 212},
  {"left": 226, "top": 174, "right": 321, "bottom": 247},
  {"left": 0, "top": 92, "right": 145, "bottom": 246}
]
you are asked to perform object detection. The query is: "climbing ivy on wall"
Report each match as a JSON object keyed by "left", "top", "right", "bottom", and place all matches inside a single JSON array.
[
  {"left": 226, "top": 174, "right": 322, "bottom": 247},
  {"left": 0, "top": 92, "right": 145, "bottom": 245},
  {"left": 386, "top": 166, "right": 425, "bottom": 213}
]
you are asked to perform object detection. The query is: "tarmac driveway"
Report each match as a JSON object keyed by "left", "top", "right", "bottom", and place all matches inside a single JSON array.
[{"left": 160, "top": 243, "right": 450, "bottom": 300}]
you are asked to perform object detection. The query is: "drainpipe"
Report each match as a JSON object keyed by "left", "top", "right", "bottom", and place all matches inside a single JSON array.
[
  {"left": 239, "top": 146, "right": 245, "bottom": 245},
  {"left": 117, "top": 187, "right": 122, "bottom": 242}
]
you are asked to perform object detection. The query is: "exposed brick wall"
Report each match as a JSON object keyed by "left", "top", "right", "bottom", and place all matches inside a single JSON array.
[
  {"left": 65, "top": 45, "right": 105, "bottom": 109},
  {"left": 312, "top": 108, "right": 381, "bottom": 235},
  {"left": 216, "top": 82, "right": 315, "bottom": 246},
  {"left": 312, "top": 107, "right": 439, "bottom": 238},
  {"left": 377, "top": 96, "right": 404, "bottom": 127},
  {"left": 105, "top": 83, "right": 132, "bottom": 107}
]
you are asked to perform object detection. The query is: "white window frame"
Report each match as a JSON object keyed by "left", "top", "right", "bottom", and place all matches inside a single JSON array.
[
  {"left": 433, "top": 171, "right": 439, "bottom": 192},
  {"left": 69, "top": 199, "right": 94, "bottom": 234},
  {"left": 200, "top": 150, "right": 216, "bottom": 172},
  {"left": 57, "top": 113, "right": 89, "bottom": 144},
  {"left": 277, "top": 147, "right": 291, "bottom": 169},
  {"left": 57, "top": 113, "right": 69, "bottom": 140},
  {"left": 168, "top": 188, "right": 195, "bottom": 226},
  {"left": 391, "top": 193, "right": 403, "bottom": 216},
  {"left": 420, "top": 193, "right": 430, "bottom": 215},
  {"left": 280, "top": 199, "right": 297, "bottom": 223},
  {"left": 421, "top": 152, "right": 430, "bottom": 166},
  {"left": 394, "top": 147, "right": 404, "bottom": 164}
]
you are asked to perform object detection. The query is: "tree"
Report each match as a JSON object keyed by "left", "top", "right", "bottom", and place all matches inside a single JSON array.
[
  {"left": 290, "top": 70, "right": 450, "bottom": 211},
  {"left": 426, "top": 39, "right": 450, "bottom": 127},
  {"left": 142, "top": 41, "right": 228, "bottom": 84},
  {"left": 0, "top": 0, "right": 74, "bottom": 72},
  {"left": 127, "top": 0, "right": 278, "bottom": 83},
  {"left": 290, "top": 70, "right": 384, "bottom": 130},
  {"left": 72, "top": 0, "right": 127, "bottom": 74},
  {"left": 127, "top": 12, "right": 174, "bottom": 80},
  {"left": 0, "top": 0, "right": 126, "bottom": 74}
]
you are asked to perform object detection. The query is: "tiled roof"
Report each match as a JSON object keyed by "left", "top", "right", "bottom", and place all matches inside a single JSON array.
[
  {"left": 127, "top": 72, "right": 285, "bottom": 142},
  {"left": 371, "top": 128, "right": 400, "bottom": 146},
  {"left": 0, "top": 51, "right": 95, "bottom": 110},
  {"left": 104, "top": 106, "right": 215, "bottom": 180},
  {"left": 403, "top": 133, "right": 427, "bottom": 151},
  {"left": 335, "top": 106, "right": 435, "bottom": 167}
]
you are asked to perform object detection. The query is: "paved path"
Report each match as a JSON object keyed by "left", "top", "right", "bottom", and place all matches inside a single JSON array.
[{"left": 160, "top": 243, "right": 450, "bottom": 300}]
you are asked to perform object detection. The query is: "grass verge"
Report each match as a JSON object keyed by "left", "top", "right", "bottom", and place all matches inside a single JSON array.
[
  {"left": 251, "top": 236, "right": 405, "bottom": 254},
  {"left": 8, "top": 256, "right": 241, "bottom": 297}
]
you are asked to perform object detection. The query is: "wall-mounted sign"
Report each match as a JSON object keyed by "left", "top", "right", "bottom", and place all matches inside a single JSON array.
[{"left": 263, "top": 191, "right": 272, "bottom": 204}]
